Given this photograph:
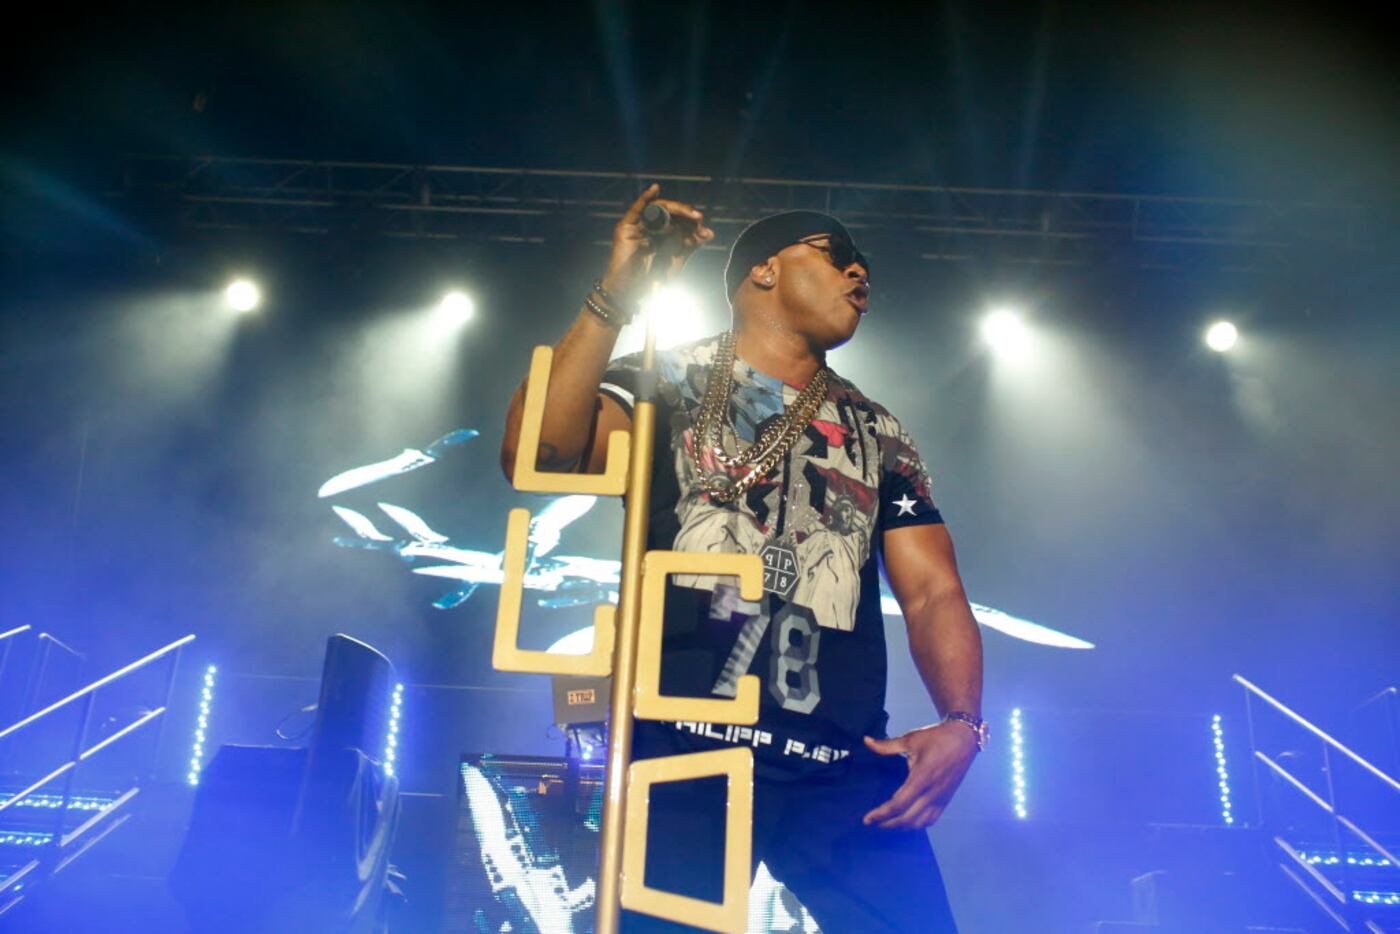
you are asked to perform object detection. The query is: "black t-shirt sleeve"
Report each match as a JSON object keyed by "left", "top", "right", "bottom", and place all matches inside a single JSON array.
[
  {"left": 598, "top": 351, "right": 644, "bottom": 417},
  {"left": 878, "top": 417, "right": 944, "bottom": 531}
]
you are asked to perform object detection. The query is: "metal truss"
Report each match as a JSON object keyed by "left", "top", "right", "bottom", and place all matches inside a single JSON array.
[{"left": 115, "top": 154, "right": 1374, "bottom": 271}]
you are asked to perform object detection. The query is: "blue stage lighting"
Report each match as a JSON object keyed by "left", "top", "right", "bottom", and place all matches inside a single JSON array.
[
  {"left": 1353, "top": 890, "right": 1400, "bottom": 906},
  {"left": 0, "top": 793, "right": 112, "bottom": 811},
  {"left": 0, "top": 831, "right": 55, "bottom": 847},
  {"left": 1009, "top": 708, "right": 1028, "bottom": 820},
  {"left": 188, "top": 664, "right": 217, "bottom": 786},
  {"left": 1303, "top": 851, "right": 1393, "bottom": 868},
  {"left": 383, "top": 682, "right": 404, "bottom": 777},
  {"left": 1211, "top": 714, "right": 1234, "bottom": 825}
]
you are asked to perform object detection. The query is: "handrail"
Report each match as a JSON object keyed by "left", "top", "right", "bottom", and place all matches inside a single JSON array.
[
  {"left": 0, "top": 634, "right": 194, "bottom": 743},
  {"left": 1255, "top": 751, "right": 1335, "bottom": 813},
  {"left": 0, "top": 706, "right": 167, "bottom": 816},
  {"left": 61, "top": 787, "right": 139, "bottom": 849},
  {"left": 1276, "top": 836, "right": 1348, "bottom": 905},
  {"left": 0, "top": 625, "right": 30, "bottom": 691},
  {"left": 1233, "top": 674, "right": 1400, "bottom": 793},
  {"left": 1357, "top": 686, "right": 1397, "bottom": 707},
  {"left": 1237, "top": 673, "right": 1400, "bottom": 932},
  {"left": 1335, "top": 815, "right": 1400, "bottom": 869},
  {"left": 36, "top": 632, "right": 84, "bottom": 659},
  {"left": 1279, "top": 862, "right": 1349, "bottom": 930},
  {"left": 0, "top": 633, "right": 195, "bottom": 915}
]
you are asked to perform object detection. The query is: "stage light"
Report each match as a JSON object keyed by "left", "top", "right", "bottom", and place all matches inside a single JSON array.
[
  {"left": 0, "top": 832, "right": 54, "bottom": 847},
  {"left": 1211, "top": 714, "right": 1234, "bottom": 825},
  {"left": 981, "top": 309, "right": 1031, "bottom": 360},
  {"left": 1353, "top": 890, "right": 1400, "bottom": 906},
  {"left": 0, "top": 793, "right": 111, "bottom": 811},
  {"left": 383, "top": 682, "right": 404, "bottom": 777},
  {"left": 188, "top": 664, "right": 218, "bottom": 786},
  {"left": 1302, "top": 851, "right": 1392, "bottom": 868},
  {"left": 223, "top": 278, "right": 261, "bottom": 313},
  {"left": 640, "top": 286, "right": 705, "bottom": 348},
  {"left": 435, "top": 290, "right": 475, "bottom": 329},
  {"left": 1009, "top": 708, "right": 1028, "bottom": 820},
  {"left": 611, "top": 284, "right": 721, "bottom": 357},
  {"left": 1204, "top": 320, "right": 1238, "bottom": 353}
]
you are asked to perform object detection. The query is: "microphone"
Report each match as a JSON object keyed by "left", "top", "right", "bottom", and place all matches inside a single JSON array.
[{"left": 640, "top": 202, "right": 673, "bottom": 239}]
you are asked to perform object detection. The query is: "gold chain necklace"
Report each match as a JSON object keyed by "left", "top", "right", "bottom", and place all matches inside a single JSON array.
[{"left": 692, "top": 330, "right": 829, "bottom": 503}]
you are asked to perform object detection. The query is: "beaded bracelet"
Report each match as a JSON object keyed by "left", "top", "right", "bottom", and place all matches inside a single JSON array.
[
  {"left": 583, "top": 292, "right": 626, "bottom": 328},
  {"left": 592, "top": 279, "right": 637, "bottom": 318},
  {"left": 583, "top": 280, "right": 634, "bottom": 328}
]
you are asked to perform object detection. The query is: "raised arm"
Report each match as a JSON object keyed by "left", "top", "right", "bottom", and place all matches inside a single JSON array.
[{"left": 499, "top": 183, "right": 713, "bottom": 479}]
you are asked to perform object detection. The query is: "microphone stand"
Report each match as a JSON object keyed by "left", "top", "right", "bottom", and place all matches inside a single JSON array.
[
  {"left": 594, "top": 240, "right": 669, "bottom": 934},
  {"left": 496, "top": 214, "right": 757, "bottom": 933}
]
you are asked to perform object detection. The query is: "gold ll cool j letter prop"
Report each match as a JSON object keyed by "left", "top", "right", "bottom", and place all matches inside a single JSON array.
[{"left": 494, "top": 338, "right": 762, "bottom": 934}]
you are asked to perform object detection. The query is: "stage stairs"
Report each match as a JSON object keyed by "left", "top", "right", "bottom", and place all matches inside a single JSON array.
[
  {"left": 0, "top": 626, "right": 196, "bottom": 920},
  {"left": 1231, "top": 677, "right": 1399, "bottom": 933}
]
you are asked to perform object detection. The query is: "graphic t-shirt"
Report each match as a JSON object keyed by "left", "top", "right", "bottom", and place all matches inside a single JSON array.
[{"left": 599, "top": 334, "right": 943, "bottom": 778}]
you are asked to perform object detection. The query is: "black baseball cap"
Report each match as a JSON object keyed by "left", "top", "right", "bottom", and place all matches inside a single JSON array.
[{"left": 723, "top": 210, "right": 868, "bottom": 302}]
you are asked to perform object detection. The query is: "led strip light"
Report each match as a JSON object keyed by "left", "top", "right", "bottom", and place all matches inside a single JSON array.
[
  {"left": 1211, "top": 714, "right": 1234, "bottom": 825},
  {"left": 1010, "top": 707, "right": 1028, "bottom": 820},
  {"left": 188, "top": 664, "right": 217, "bottom": 786},
  {"left": 384, "top": 682, "right": 404, "bottom": 777}
]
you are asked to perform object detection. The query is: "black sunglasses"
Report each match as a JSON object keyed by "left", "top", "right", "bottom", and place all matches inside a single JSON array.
[{"left": 797, "top": 234, "right": 870, "bottom": 280}]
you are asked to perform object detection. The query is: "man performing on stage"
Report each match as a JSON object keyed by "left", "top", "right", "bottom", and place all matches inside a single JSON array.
[{"left": 501, "top": 184, "right": 984, "bottom": 933}]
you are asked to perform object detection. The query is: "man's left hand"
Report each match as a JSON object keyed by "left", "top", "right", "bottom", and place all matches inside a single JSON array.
[{"left": 861, "top": 722, "right": 978, "bottom": 830}]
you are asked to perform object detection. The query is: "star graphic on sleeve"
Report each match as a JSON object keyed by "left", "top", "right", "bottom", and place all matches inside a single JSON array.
[{"left": 893, "top": 493, "right": 918, "bottom": 517}]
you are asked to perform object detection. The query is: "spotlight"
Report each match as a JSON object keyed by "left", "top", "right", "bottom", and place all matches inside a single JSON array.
[
  {"left": 981, "top": 309, "right": 1031, "bottom": 360},
  {"left": 641, "top": 286, "right": 698, "bottom": 323},
  {"left": 223, "top": 278, "right": 261, "bottom": 313},
  {"left": 437, "top": 290, "right": 475, "bottom": 326},
  {"left": 1204, "top": 320, "right": 1238, "bottom": 353},
  {"left": 425, "top": 290, "right": 475, "bottom": 337},
  {"left": 639, "top": 287, "right": 705, "bottom": 349}
]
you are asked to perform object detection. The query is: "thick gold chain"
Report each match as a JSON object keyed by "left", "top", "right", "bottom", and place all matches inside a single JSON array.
[{"left": 692, "top": 331, "right": 828, "bottom": 503}]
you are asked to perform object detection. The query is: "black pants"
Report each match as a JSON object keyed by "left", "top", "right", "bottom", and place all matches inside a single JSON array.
[{"left": 621, "top": 732, "right": 958, "bottom": 933}]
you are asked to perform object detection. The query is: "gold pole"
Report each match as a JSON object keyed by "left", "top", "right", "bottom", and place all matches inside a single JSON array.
[{"left": 594, "top": 303, "right": 659, "bottom": 934}]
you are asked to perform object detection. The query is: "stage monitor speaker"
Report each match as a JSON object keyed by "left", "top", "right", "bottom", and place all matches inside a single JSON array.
[
  {"left": 308, "top": 633, "right": 394, "bottom": 757},
  {"left": 170, "top": 634, "right": 401, "bottom": 933},
  {"left": 446, "top": 754, "right": 820, "bottom": 934}
]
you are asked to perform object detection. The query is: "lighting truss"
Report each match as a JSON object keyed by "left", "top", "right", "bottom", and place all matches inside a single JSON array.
[{"left": 114, "top": 156, "right": 1373, "bottom": 272}]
